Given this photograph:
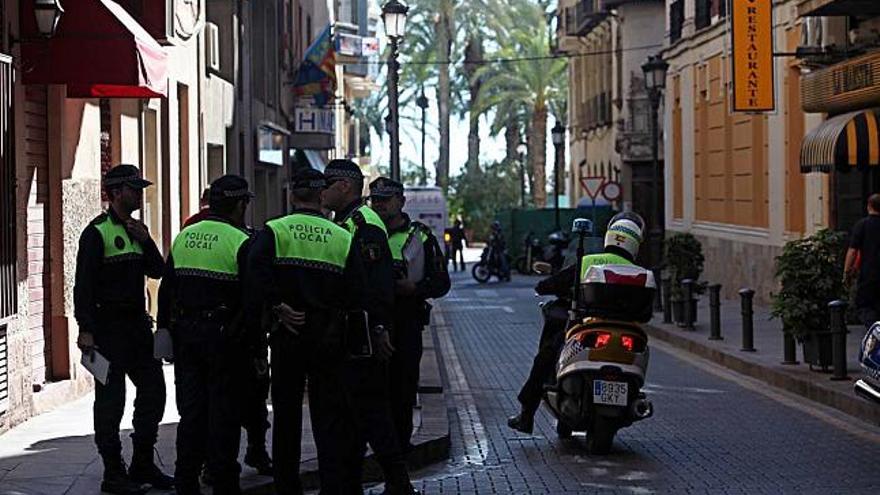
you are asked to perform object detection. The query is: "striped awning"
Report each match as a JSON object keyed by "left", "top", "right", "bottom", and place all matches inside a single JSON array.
[{"left": 800, "top": 109, "right": 880, "bottom": 173}]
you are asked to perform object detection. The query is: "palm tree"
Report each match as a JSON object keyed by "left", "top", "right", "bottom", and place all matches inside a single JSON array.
[{"left": 473, "top": 0, "right": 567, "bottom": 207}]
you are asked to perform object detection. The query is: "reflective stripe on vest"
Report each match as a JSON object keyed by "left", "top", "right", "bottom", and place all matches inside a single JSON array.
[
  {"left": 171, "top": 220, "right": 249, "bottom": 280},
  {"left": 267, "top": 213, "right": 352, "bottom": 273},
  {"left": 94, "top": 216, "right": 143, "bottom": 264},
  {"left": 343, "top": 204, "right": 388, "bottom": 235},
  {"left": 388, "top": 225, "right": 428, "bottom": 262},
  {"left": 579, "top": 253, "right": 633, "bottom": 281}
]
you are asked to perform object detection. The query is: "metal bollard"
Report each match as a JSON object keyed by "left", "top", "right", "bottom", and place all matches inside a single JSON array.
[
  {"left": 709, "top": 284, "right": 722, "bottom": 340},
  {"left": 739, "top": 288, "right": 756, "bottom": 352},
  {"left": 828, "top": 300, "right": 850, "bottom": 381},
  {"left": 682, "top": 279, "right": 695, "bottom": 330},
  {"left": 781, "top": 330, "right": 799, "bottom": 365},
  {"left": 662, "top": 277, "right": 673, "bottom": 324}
]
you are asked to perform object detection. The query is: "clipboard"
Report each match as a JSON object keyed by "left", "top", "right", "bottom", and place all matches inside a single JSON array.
[{"left": 81, "top": 350, "right": 110, "bottom": 385}]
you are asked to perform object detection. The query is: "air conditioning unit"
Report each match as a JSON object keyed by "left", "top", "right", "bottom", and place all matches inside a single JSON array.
[{"left": 206, "top": 22, "right": 220, "bottom": 72}]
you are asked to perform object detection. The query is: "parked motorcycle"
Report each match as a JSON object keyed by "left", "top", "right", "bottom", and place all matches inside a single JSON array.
[
  {"left": 515, "top": 232, "right": 546, "bottom": 275},
  {"left": 855, "top": 322, "right": 880, "bottom": 405},
  {"left": 472, "top": 244, "right": 511, "bottom": 283},
  {"left": 538, "top": 219, "right": 656, "bottom": 454}
]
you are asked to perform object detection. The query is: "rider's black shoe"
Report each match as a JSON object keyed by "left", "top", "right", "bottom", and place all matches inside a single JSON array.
[{"left": 507, "top": 411, "right": 534, "bottom": 434}]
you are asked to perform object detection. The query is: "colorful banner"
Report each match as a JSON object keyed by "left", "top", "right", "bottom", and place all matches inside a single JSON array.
[
  {"left": 293, "top": 25, "right": 336, "bottom": 107},
  {"left": 731, "top": 0, "right": 775, "bottom": 112}
]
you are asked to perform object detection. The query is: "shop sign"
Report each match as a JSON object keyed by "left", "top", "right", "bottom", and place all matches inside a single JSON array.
[
  {"left": 294, "top": 107, "right": 335, "bottom": 135},
  {"left": 731, "top": 0, "right": 775, "bottom": 112},
  {"left": 802, "top": 51, "right": 880, "bottom": 114}
]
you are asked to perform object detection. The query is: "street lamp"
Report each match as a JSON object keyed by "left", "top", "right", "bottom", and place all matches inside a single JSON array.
[
  {"left": 416, "top": 91, "right": 429, "bottom": 186},
  {"left": 382, "top": 0, "right": 409, "bottom": 182},
  {"left": 642, "top": 53, "right": 669, "bottom": 312},
  {"left": 517, "top": 142, "right": 528, "bottom": 208},
  {"left": 34, "top": 0, "right": 64, "bottom": 38},
  {"left": 551, "top": 121, "right": 565, "bottom": 232}
]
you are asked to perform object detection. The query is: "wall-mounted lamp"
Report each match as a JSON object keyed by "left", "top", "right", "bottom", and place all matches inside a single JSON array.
[{"left": 34, "top": 0, "right": 64, "bottom": 38}]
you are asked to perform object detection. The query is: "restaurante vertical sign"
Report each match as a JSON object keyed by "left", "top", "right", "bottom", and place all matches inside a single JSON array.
[{"left": 732, "top": 0, "right": 775, "bottom": 112}]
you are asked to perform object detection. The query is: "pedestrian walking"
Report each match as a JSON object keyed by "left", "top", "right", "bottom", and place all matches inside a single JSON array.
[
  {"left": 157, "top": 175, "right": 254, "bottom": 495},
  {"left": 370, "top": 177, "right": 450, "bottom": 451},
  {"left": 449, "top": 219, "right": 467, "bottom": 271},
  {"left": 321, "top": 159, "right": 418, "bottom": 494},
  {"left": 245, "top": 168, "right": 366, "bottom": 494},
  {"left": 74, "top": 164, "right": 172, "bottom": 495},
  {"left": 845, "top": 193, "right": 880, "bottom": 329}
]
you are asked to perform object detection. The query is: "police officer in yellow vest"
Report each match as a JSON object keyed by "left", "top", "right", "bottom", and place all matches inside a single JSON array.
[
  {"left": 157, "top": 175, "right": 254, "bottom": 495},
  {"left": 245, "top": 168, "right": 367, "bottom": 494},
  {"left": 321, "top": 160, "right": 417, "bottom": 494},
  {"left": 369, "top": 177, "right": 451, "bottom": 451},
  {"left": 74, "top": 164, "right": 171, "bottom": 495}
]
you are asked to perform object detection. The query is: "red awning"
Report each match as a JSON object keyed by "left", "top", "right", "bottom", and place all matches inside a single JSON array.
[{"left": 21, "top": 0, "right": 168, "bottom": 98}]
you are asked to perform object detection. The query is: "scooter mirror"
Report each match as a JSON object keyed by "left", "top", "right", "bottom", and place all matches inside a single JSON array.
[
  {"left": 572, "top": 218, "right": 593, "bottom": 235},
  {"left": 532, "top": 261, "right": 552, "bottom": 275}
]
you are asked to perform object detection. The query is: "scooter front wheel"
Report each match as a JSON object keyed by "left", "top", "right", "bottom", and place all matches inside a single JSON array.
[
  {"left": 515, "top": 256, "right": 529, "bottom": 275},
  {"left": 556, "top": 420, "right": 572, "bottom": 439},
  {"left": 472, "top": 262, "right": 491, "bottom": 283}
]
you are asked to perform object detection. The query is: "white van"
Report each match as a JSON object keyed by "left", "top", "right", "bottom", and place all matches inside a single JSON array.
[{"left": 402, "top": 186, "right": 447, "bottom": 242}]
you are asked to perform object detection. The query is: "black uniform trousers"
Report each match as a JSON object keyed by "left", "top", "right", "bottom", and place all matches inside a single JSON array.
[
  {"left": 340, "top": 356, "right": 406, "bottom": 490},
  {"left": 240, "top": 360, "right": 270, "bottom": 450},
  {"left": 517, "top": 300, "right": 569, "bottom": 413},
  {"left": 92, "top": 311, "right": 165, "bottom": 464},
  {"left": 388, "top": 318, "right": 424, "bottom": 450},
  {"left": 270, "top": 331, "right": 351, "bottom": 495},
  {"left": 173, "top": 316, "right": 243, "bottom": 494}
]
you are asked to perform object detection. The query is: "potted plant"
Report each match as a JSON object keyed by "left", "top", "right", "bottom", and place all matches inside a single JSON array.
[
  {"left": 771, "top": 229, "right": 846, "bottom": 370},
  {"left": 664, "top": 233, "right": 705, "bottom": 326}
]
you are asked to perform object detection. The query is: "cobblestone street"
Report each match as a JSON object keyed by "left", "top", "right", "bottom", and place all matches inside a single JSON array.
[{"left": 408, "top": 271, "right": 880, "bottom": 494}]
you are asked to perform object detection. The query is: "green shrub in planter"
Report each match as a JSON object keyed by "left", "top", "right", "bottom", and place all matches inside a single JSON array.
[
  {"left": 664, "top": 233, "right": 706, "bottom": 300},
  {"left": 771, "top": 229, "right": 846, "bottom": 368}
]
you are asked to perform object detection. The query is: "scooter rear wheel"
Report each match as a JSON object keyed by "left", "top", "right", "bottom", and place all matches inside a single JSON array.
[
  {"left": 556, "top": 420, "right": 572, "bottom": 439},
  {"left": 472, "top": 262, "right": 491, "bottom": 284},
  {"left": 586, "top": 416, "right": 617, "bottom": 455}
]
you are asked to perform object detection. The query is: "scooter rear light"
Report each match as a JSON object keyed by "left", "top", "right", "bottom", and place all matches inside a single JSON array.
[
  {"left": 576, "top": 331, "right": 612, "bottom": 349},
  {"left": 621, "top": 335, "right": 634, "bottom": 352}
]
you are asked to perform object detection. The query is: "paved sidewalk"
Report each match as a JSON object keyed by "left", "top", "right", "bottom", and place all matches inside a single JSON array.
[
  {"left": 0, "top": 326, "right": 450, "bottom": 495},
  {"left": 645, "top": 296, "right": 880, "bottom": 424}
]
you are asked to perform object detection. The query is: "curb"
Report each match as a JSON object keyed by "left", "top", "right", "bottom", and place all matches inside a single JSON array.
[
  {"left": 644, "top": 323, "right": 880, "bottom": 425},
  {"left": 243, "top": 321, "right": 452, "bottom": 493}
]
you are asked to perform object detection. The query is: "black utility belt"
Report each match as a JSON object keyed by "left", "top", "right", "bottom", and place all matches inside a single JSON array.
[{"left": 176, "top": 307, "right": 230, "bottom": 321}]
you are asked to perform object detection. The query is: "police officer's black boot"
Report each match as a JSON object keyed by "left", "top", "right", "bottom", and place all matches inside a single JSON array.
[
  {"left": 507, "top": 408, "right": 535, "bottom": 434},
  {"left": 244, "top": 445, "right": 273, "bottom": 475},
  {"left": 128, "top": 446, "right": 175, "bottom": 490},
  {"left": 381, "top": 462, "right": 420, "bottom": 495},
  {"left": 101, "top": 457, "right": 149, "bottom": 495}
]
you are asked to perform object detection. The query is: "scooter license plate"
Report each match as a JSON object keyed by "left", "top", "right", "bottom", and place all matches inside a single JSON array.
[{"left": 593, "top": 380, "right": 628, "bottom": 406}]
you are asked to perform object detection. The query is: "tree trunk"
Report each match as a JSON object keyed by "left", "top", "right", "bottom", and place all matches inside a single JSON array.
[
  {"left": 529, "top": 105, "right": 548, "bottom": 207},
  {"left": 464, "top": 35, "right": 483, "bottom": 174},
  {"left": 435, "top": 1, "right": 454, "bottom": 192},
  {"left": 504, "top": 122, "right": 520, "bottom": 165}
]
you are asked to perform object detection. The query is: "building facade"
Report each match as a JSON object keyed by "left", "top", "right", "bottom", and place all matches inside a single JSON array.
[
  {"left": 661, "top": 0, "right": 831, "bottom": 303},
  {"left": 556, "top": 0, "right": 666, "bottom": 265}
]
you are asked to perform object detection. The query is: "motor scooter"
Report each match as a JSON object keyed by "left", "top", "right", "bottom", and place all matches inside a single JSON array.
[
  {"left": 516, "top": 232, "right": 546, "bottom": 275},
  {"left": 855, "top": 322, "right": 880, "bottom": 405},
  {"left": 538, "top": 218, "right": 655, "bottom": 454}
]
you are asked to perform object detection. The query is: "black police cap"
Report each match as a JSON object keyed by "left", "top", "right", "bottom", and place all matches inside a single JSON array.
[
  {"left": 103, "top": 164, "right": 152, "bottom": 189},
  {"left": 369, "top": 177, "right": 404, "bottom": 198},
  {"left": 324, "top": 159, "right": 364, "bottom": 180},
  {"left": 210, "top": 174, "right": 254, "bottom": 201},
  {"left": 291, "top": 168, "right": 327, "bottom": 190}
]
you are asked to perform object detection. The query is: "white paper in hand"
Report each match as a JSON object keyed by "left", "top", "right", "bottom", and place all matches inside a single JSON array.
[
  {"left": 81, "top": 350, "right": 110, "bottom": 385},
  {"left": 403, "top": 235, "right": 425, "bottom": 283},
  {"left": 153, "top": 328, "right": 173, "bottom": 361}
]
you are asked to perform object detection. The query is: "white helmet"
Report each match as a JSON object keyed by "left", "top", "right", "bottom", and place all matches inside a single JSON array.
[{"left": 604, "top": 219, "right": 643, "bottom": 259}]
